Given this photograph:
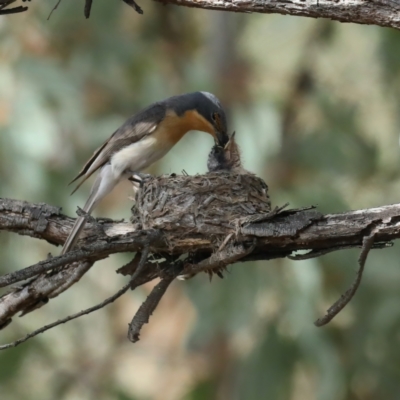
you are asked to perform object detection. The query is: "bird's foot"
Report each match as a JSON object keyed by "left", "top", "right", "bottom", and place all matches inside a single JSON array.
[
  {"left": 128, "top": 173, "right": 153, "bottom": 188},
  {"left": 76, "top": 207, "right": 96, "bottom": 223}
]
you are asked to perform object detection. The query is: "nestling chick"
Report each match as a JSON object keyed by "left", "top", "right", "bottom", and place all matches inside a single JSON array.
[{"left": 207, "top": 132, "right": 248, "bottom": 173}]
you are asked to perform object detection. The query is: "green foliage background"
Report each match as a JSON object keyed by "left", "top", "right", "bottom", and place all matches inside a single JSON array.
[{"left": 1, "top": 2, "right": 400, "bottom": 399}]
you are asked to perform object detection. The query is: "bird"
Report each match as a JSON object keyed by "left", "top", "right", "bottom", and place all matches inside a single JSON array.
[
  {"left": 207, "top": 131, "right": 247, "bottom": 173},
  {"left": 61, "top": 91, "right": 229, "bottom": 255}
]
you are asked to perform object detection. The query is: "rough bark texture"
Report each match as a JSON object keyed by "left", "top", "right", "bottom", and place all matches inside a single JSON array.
[
  {"left": 154, "top": 0, "right": 400, "bottom": 31},
  {"left": 0, "top": 171, "right": 399, "bottom": 334},
  {"left": 4, "top": 0, "right": 400, "bottom": 31}
]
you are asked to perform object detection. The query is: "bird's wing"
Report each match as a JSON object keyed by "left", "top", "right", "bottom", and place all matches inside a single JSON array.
[{"left": 69, "top": 103, "right": 166, "bottom": 194}]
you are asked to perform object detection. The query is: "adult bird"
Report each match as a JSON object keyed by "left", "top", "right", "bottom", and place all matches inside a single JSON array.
[{"left": 61, "top": 92, "right": 229, "bottom": 254}]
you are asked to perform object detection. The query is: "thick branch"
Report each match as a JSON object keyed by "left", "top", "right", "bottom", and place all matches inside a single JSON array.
[
  {"left": 1, "top": 198, "right": 399, "bottom": 257},
  {"left": 154, "top": 0, "right": 400, "bottom": 31},
  {"left": 0, "top": 196, "right": 399, "bottom": 333},
  {"left": 4, "top": 0, "right": 400, "bottom": 32}
]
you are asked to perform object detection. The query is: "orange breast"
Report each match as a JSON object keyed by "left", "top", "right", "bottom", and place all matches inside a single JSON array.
[{"left": 153, "top": 110, "right": 215, "bottom": 146}]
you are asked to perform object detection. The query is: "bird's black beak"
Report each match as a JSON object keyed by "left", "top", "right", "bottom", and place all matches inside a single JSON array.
[
  {"left": 211, "top": 111, "right": 228, "bottom": 146},
  {"left": 216, "top": 130, "right": 229, "bottom": 147}
]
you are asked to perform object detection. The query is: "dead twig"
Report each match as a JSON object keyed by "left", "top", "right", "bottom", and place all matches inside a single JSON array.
[
  {"left": 122, "top": 0, "right": 143, "bottom": 14},
  {"left": 47, "top": 0, "right": 62, "bottom": 20},
  {"left": 84, "top": 0, "right": 92, "bottom": 18},
  {"left": 0, "top": 245, "right": 151, "bottom": 350},
  {"left": 0, "top": 234, "right": 150, "bottom": 289},
  {"left": 314, "top": 228, "right": 378, "bottom": 327},
  {"left": 0, "top": 6, "right": 28, "bottom": 14},
  {"left": 0, "top": 0, "right": 29, "bottom": 14},
  {"left": 0, "top": 249, "right": 95, "bottom": 288},
  {"left": 127, "top": 265, "right": 181, "bottom": 342}
]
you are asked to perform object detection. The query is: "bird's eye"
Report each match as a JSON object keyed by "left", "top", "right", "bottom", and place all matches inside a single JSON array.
[{"left": 212, "top": 112, "right": 219, "bottom": 122}]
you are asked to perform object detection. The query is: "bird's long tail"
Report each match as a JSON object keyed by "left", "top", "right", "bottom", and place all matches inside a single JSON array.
[{"left": 61, "top": 164, "right": 118, "bottom": 255}]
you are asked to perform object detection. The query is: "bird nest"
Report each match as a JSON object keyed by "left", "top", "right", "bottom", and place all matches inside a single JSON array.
[{"left": 131, "top": 172, "right": 271, "bottom": 243}]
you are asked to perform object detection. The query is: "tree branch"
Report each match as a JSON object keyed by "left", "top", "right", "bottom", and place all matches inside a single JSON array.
[
  {"left": 3, "top": 0, "right": 400, "bottom": 33},
  {"left": 314, "top": 226, "right": 379, "bottom": 326},
  {"left": 1, "top": 191, "right": 400, "bottom": 341},
  {"left": 154, "top": 0, "right": 400, "bottom": 31},
  {"left": 2, "top": 197, "right": 400, "bottom": 256},
  {"left": 0, "top": 246, "right": 151, "bottom": 350}
]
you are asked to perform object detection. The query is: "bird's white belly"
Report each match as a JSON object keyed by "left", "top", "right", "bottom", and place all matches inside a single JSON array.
[{"left": 110, "top": 136, "right": 171, "bottom": 178}]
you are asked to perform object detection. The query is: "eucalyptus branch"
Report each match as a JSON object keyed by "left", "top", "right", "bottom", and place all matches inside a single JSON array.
[
  {"left": 1, "top": 195, "right": 400, "bottom": 342},
  {"left": 154, "top": 0, "right": 400, "bottom": 31},
  {"left": 4, "top": 0, "right": 400, "bottom": 33}
]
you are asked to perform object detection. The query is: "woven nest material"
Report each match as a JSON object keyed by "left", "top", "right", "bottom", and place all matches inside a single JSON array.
[{"left": 131, "top": 172, "right": 271, "bottom": 242}]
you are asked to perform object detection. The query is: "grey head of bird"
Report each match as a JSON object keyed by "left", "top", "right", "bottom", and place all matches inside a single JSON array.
[{"left": 166, "top": 91, "right": 229, "bottom": 147}]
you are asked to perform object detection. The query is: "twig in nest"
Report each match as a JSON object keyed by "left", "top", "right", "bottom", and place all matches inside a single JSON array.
[
  {"left": 218, "top": 233, "right": 234, "bottom": 252},
  {"left": 127, "top": 265, "right": 181, "bottom": 343},
  {"left": 0, "top": 246, "right": 150, "bottom": 350},
  {"left": 47, "top": 0, "right": 62, "bottom": 20},
  {"left": 122, "top": 0, "right": 143, "bottom": 14},
  {"left": 238, "top": 203, "right": 290, "bottom": 226},
  {"left": 314, "top": 229, "right": 378, "bottom": 327}
]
